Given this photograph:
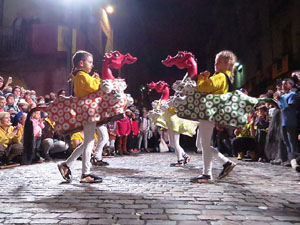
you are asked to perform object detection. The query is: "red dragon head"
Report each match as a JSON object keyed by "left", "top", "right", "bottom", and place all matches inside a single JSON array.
[
  {"left": 147, "top": 81, "right": 169, "bottom": 93},
  {"left": 102, "top": 51, "right": 138, "bottom": 80},
  {"left": 104, "top": 50, "right": 137, "bottom": 69},
  {"left": 162, "top": 51, "right": 198, "bottom": 79}
]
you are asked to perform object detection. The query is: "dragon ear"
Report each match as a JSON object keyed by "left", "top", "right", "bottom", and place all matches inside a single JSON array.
[{"left": 187, "top": 52, "right": 195, "bottom": 58}]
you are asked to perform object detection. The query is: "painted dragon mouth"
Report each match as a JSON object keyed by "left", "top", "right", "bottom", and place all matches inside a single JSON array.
[
  {"left": 161, "top": 55, "right": 174, "bottom": 67},
  {"left": 124, "top": 54, "right": 138, "bottom": 64}
]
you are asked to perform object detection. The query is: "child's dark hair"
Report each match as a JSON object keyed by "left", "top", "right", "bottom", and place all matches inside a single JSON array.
[{"left": 71, "top": 50, "right": 92, "bottom": 75}]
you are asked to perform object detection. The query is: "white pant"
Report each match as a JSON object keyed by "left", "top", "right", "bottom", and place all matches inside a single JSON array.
[
  {"left": 196, "top": 128, "right": 203, "bottom": 152},
  {"left": 168, "top": 130, "right": 186, "bottom": 161},
  {"left": 65, "top": 122, "right": 96, "bottom": 175},
  {"left": 42, "top": 138, "right": 69, "bottom": 154},
  {"left": 138, "top": 132, "right": 148, "bottom": 149},
  {"left": 94, "top": 125, "right": 109, "bottom": 161},
  {"left": 198, "top": 120, "right": 229, "bottom": 176}
]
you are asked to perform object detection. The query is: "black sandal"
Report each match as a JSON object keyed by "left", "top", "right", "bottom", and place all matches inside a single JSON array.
[
  {"left": 170, "top": 160, "right": 185, "bottom": 167},
  {"left": 183, "top": 154, "right": 191, "bottom": 165},
  {"left": 91, "top": 156, "right": 109, "bottom": 166},
  {"left": 80, "top": 174, "right": 103, "bottom": 183},
  {"left": 57, "top": 163, "right": 72, "bottom": 181}
]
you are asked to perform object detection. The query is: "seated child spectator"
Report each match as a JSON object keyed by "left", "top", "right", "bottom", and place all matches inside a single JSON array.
[
  {"left": 106, "top": 121, "right": 117, "bottom": 156},
  {"left": 31, "top": 110, "right": 44, "bottom": 161},
  {"left": 232, "top": 110, "right": 256, "bottom": 160},
  {"left": 211, "top": 125, "right": 233, "bottom": 157},
  {"left": 41, "top": 115, "right": 69, "bottom": 161}
]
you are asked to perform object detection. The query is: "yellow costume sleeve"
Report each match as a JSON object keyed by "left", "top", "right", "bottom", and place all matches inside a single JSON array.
[
  {"left": 197, "top": 71, "right": 231, "bottom": 94},
  {"left": 72, "top": 70, "right": 102, "bottom": 98}
]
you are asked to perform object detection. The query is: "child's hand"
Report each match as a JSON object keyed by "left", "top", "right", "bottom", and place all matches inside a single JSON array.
[
  {"left": 93, "top": 72, "right": 100, "bottom": 79},
  {"left": 199, "top": 71, "right": 210, "bottom": 78}
]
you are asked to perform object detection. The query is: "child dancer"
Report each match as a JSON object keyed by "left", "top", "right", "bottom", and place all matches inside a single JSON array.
[
  {"left": 58, "top": 50, "right": 102, "bottom": 183},
  {"left": 190, "top": 50, "right": 237, "bottom": 183}
]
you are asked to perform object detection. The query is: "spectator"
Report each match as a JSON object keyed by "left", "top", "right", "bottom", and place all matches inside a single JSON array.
[
  {"left": 58, "top": 89, "right": 67, "bottom": 97},
  {"left": 106, "top": 121, "right": 117, "bottom": 156},
  {"left": 23, "top": 91, "right": 34, "bottom": 105},
  {"left": 12, "top": 86, "right": 21, "bottom": 104},
  {"left": 44, "top": 94, "right": 51, "bottom": 103},
  {"left": 211, "top": 125, "right": 233, "bottom": 157},
  {"left": 12, "top": 99, "right": 28, "bottom": 126},
  {"left": 0, "top": 76, "right": 13, "bottom": 96},
  {"left": 116, "top": 113, "right": 131, "bottom": 155},
  {"left": 31, "top": 110, "right": 44, "bottom": 161},
  {"left": 274, "top": 78, "right": 298, "bottom": 166},
  {"left": 255, "top": 105, "right": 269, "bottom": 161},
  {"left": 0, "top": 96, "right": 6, "bottom": 112},
  {"left": 41, "top": 116, "right": 69, "bottom": 161},
  {"left": 4, "top": 93, "right": 19, "bottom": 123},
  {"left": 138, "top": 108, "right": 151, "bottom": 152},
  {"left": 30, "top": 90, "right": 37, "bottom": 103},
  {"left": 49, "top": 92, "right": 56, "bottom": 102},
  {"left": 232, "top": 110, "right": 256, "bottom": 160},
  {"left": 129, "top": 112, "right": 140, "bottom": 153},
  {"left": 0, "top": 112, "right": 23, "bottom": 165}
]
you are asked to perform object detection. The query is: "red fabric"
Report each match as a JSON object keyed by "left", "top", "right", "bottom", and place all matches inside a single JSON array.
[
  {"left": 117, "top": 116, "right": 131, "bottom": 136},
  {"left": 131, "top": 120, "right": 139, "bottom": 136}
]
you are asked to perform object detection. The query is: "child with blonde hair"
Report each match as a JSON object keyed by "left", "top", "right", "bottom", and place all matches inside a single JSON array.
[{"left": 191, "top": 50, "right": 237, "bottom": 183}]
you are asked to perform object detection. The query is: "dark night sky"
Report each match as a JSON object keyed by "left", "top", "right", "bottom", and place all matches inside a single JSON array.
[{"left": 107, "top": 0, "right": 236, "bottom": 100}]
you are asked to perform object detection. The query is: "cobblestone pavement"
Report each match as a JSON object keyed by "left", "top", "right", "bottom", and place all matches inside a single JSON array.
[{"left": 0, "top": 151, "right": 300, "bottom": 225}]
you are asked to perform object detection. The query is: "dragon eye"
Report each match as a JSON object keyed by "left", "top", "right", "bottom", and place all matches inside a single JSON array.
[
  {"left": 114, "top": 52, "right": 119, "bottom": 57},
  {"left": 178, "top": 53, "right": 184, "bottom": 58}
]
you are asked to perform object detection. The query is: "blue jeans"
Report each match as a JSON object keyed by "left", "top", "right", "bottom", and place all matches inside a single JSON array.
[{"left": 282, "top": 126, "right": 298, "bottom": 160}]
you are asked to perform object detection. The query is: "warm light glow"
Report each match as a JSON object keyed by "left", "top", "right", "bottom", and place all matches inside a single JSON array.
[{"left": 106, "top": 5, "right": 114, "bottom": 14}]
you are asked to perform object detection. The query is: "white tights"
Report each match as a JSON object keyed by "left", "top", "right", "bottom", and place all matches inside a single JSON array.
[
  {"left": 168, "top": 130, "right": 186, "bottom": 161},
  {"left": 94, "top": 125, "right": 109, "bottom": 161},
  {"left": 64, "top": 122, "right": 96, "bottom": 175},
  {"left": 198, "top": 120, "right": 229, "bottom": 176}
]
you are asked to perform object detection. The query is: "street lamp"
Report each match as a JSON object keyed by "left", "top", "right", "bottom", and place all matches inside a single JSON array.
[{"left": 106, "top": 5, "right": 114, "bottom": 14}]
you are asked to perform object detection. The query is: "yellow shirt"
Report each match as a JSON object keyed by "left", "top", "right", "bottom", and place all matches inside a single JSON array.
[
  {"left": 71, "top": 131, "right": 98, "bottom": 149},
  {"left": 197, "top": 70, "right": 231, "bottom": 94},
  {"left": 0, "top": 126, "right": 22, "bottom": 148},
  {"left": 72, "top": 70, "right": 102, "bottom": 98}
]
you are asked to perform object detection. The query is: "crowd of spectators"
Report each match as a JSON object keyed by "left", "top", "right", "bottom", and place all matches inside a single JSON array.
[
  {"left": 0, "top": 71, "right": 299, "bottom": 173},
  {"left": 211, "top": 72, "right": 300, "bottom": 173},
  {"left": 0, "top": 75, "right": 164, "bottom": 167}
]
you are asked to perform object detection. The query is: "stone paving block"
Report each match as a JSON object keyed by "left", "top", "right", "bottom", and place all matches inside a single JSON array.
[
  {"left": 4, "top": 219, "right": 31, "bottom": 224},
  {"left": 99, "top": 203, "right": 123, "bottom": 208},
  {"left": 30, "top": 219, "right": 60, "bottom": 224},
  {"left": 197, "top": 215, "right": 225, "bottom": 220},
  {"left": 242, "top": 222, "right": 272, "bottom": 225},
  {"left": 6, "top": 212, "right": 33, "bottom": 218},
  {"left": 231, "top": 210, "right": 263, "bottom": 216},
  {"left": 141, "top": 214, "right": 168, "bottom": 220},
  {"left": 31, "top": 213, "right": 60, "bottom": 219},
  {"left": 136, "top": 209, "right": 164, "bottom": 214},
  {"left": 59, "top": 219, "right": 89, "bottom": 224},
  {"left": 272, "top": 216, "right": 300, "bottom": 222},
  {"left": 146, "top": 220, "right": 176, "bottom": 225},
  {"left": 211, "top": 221, "right": 241, "bottom": 225},
  {"left": 165, "top": 209, "right": 201, "bottom": 214},
  {"left": 117, "top": 219, "right": 145, "bottom": 224},
  {"left": 168, "top": 214, "right": 198, "bottom": 221},
  {"left": 106, "top": 208, "right": 135, "bottom": 214},
  {"left": 125, "top": 204, "right": 149, "bottom": 209},
  {"left": 202, "top": 209, "right": 232, "bottom": 216}
]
